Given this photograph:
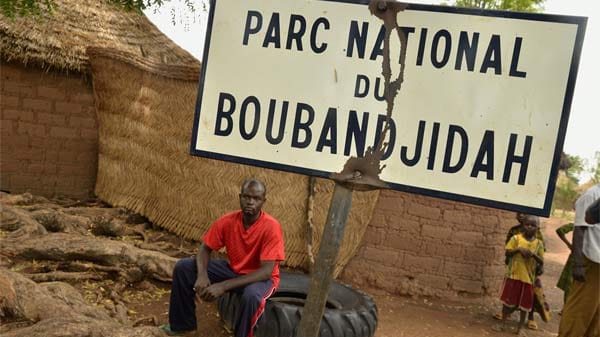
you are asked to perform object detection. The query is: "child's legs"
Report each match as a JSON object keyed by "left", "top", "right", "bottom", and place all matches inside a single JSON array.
[
  {"left": 502, "top": 305, "right": 516, "bottom": 318},
  {"left": 492, "top": 305, "right": 515, "bottom": 332},
  {"left": 517, "top": 310, "right": 528, "bottom": 331}
]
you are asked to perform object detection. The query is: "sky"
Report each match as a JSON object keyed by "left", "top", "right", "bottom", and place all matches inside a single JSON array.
[{"left": 144, "top": 0, "right": 599, "bottom": 181}]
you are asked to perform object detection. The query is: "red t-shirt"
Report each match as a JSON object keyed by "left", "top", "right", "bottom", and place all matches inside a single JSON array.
[{"left": 203, "top": 210, "right": 285, "bottom": 288}]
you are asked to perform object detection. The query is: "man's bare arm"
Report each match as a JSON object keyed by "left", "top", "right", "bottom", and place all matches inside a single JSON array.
[
  {"left": 199, "top": 261, "right": 276, "bottom": 301},
  {"left": 194, "top": 242, "right": 212, "bottom": 292},
  {"left": 556, "top": 228, "right": 573, "bottom": 250}
]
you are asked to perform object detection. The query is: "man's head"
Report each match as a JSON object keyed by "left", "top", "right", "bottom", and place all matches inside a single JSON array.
[
  {"left": 516, "top": 212, "right": 526, "bottom": 224},
  {"left": 239, "top": 179, "right": 266, "bottom": 217},
  {"left": 521, "top": 214, "right": 539, "bottom": 237}
]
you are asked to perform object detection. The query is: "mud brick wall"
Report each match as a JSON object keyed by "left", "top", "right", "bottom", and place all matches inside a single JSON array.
[
  {"left": 340, "top": 190, "right": 515, "bottom": 298},
  {"left": 0, "top": 61, "right": 98, "bottom": 198}
]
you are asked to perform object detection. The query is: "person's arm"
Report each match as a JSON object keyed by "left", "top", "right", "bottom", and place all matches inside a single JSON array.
[
  {"left": 505, "top": 225, "right": 519, "bottom": 244},
  {"left": 531, "top": 253, "right": 544, "bottom": 266},
  {"left": 199, "top": 260, "right": 276, "bottom": 301},
  {"left": 506, "top": 247, "right": 532, "bottom": 258},
  {"left": 193, "top": 242, "right": 213, "bottom": 300},
  {"left": 556, "top": 223, "right": 573, "bottom": 250},
  {"left": 505, "top": 235, "right": 531, "bottom": 259},
  {"left": 571, "top": 226, "right": 587, "bottom": 282},
  {"left": 571, "top": 190, "right": 597, "bottom": 282}
]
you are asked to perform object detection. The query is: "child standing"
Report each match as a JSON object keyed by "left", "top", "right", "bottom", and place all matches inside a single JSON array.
[
  {"left": 494, "top": 212, "right": 550, "bottom": 329},
  {"left": 495, "top": 215, "right": 544, "bottom": 336}
]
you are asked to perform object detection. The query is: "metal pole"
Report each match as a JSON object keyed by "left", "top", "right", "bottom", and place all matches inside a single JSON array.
[{"left": 297, "top": 183, "right": 353, "bottom": 337}]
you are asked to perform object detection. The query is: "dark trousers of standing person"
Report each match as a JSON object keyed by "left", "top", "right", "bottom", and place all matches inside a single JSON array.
[{"left": 168, "top": 258, "right": 276, "bottom": 337}]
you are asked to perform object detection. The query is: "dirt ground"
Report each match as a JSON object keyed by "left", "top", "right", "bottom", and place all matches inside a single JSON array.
[
  {"left": 126, "top": 216, "right": 571, "bottom": 337},
  {"left": 2, "top": 194, "right": 572, "bottom": 337}
]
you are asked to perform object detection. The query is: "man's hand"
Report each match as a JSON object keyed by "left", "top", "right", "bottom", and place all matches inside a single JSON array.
[
  {"left": 199, "top": 283, "right": 226, "bottom": 302},
  {"left": 573, "top": 265, "right": 586, "bottom": 283},
  {"left": 193, "top": 274, "right": 211, "bottom": 303}
]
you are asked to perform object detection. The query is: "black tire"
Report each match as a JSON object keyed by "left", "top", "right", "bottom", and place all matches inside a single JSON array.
[{"left": 217, "top": 272, "right": 378, "bottom": 337}]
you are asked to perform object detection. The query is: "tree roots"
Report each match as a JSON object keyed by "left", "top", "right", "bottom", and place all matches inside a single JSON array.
[{"left": 0, "top": 193, "right": 186, "bottom": 337}]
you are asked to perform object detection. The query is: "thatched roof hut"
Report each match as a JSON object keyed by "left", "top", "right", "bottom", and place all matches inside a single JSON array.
[
  {"left": 1, "top": 0, "right": 380, "bottom": 275},
  {"left": 0, "top": 0, "right": 198, "bottom": 74}
]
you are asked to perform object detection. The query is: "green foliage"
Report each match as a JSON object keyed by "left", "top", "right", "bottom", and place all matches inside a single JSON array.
[
  {"left": 551, "top": 152, "right": 590, "bottom": 214},
  {"left": 552, "top": 173, "right": 578, "bottom": 214},
  {"left": 0, "top": 0, "right": 202, "bottom": 19},
  {"left": 113, "top": 0, "right": 200, "bottom": 14},
  {"left": 145, "top": 0, "right": 207, "bottom": 30},
  {"left": 0, "top": 0, "right": 53, "bottom": 18},
  {"left": 564, "top": 154, "right": 586, "bottom": 184},
  {"left": 453, "top": 0, "right": 545, "bottom": 12},
  {"left": 590, "top": 151, "right": 600, "bottom": 183}
]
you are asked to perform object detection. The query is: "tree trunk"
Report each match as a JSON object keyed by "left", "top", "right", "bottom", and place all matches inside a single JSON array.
[
  {"left": 0, "top": 195, "right": 183, "bottom": 337},
  {"left": 0, "top": 233, "right": 176, "bottom": 282},
  {"left": 0, "top": 269, "right": 164, "bottom": 337}
]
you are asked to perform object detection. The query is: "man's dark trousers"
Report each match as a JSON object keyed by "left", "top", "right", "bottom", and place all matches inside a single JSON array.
[{"left": 169, "top": 258, "right": 275, "bottom": 337}]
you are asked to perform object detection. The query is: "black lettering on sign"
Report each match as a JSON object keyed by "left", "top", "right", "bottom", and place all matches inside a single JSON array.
[
  {"left": 370, "top": 25, "right": 386, "bottom": 60},
  {"left": 263, "top": 12, "right": 281, "bottom": 48},
  {"left": 353, "top": 74, "right": 385, "bottom": 101},
  {"left": 291, "top": 103, "right": 315, "bottom": 148},
  {"left": 354, "top": 74, "right": 369, "bottom": 98},
  {"left": 347, "top": 21, "right": 368, "bottom": 59},
  {"left": 470, "top": 130, "right": 495, "bottom": 180},
  {"left": 503, "top": 134, "right": 533, "bottom": 185},
  {"left": 310, "top": 18, "right": 330, "bottom": 53},
  {"left": 348, "top": 23, "right": 415, "bottom": 62},
  {"left": 316, "top": 108, "right": 338, "bottom": 154},
  {"left": 401, "top": 120, "right": 426, "bottom": 166},
  {"left": 480, "top": 35, "right": 502, "bottom": 75},
  {"left": 431, "top": 29, "right": 452, "bottom": 68},
  {"left": 373, "top": 77, "right": 385, "bottom": 102},
  {"left": 509, "top": 37, "right": 527, "bottom": 78},
  {"left": 344, "top": 111, "right": 369, "bottom": 157},
  {"left": 373, "top": 114, "right": 396, "bottom": 160},
  {"left": 239, "top": 96, "right": 260, "bottom": 140},
  {"left": 442, "top": 125, "right": 469, "bottom": 173},
  {"left": 266, "top": 99, "right": 289, "bottom": 145},
  {"left": 455, "top": 31, "right": 479, "bottom": 71},
  {"left": 400, "top": 27, "right": 416, "bottom": 46},
  {"left": 286, "top": 14, "right": 306, "bottom": 50},
  {"left": 416, "top": 28, "right": 428, "bottom": 66},
  {"left": 215, "top": 92, "right": 236, "bottom": 136},
  {"left": 243, "top": 11, "right": 262, "bottom": 46},
  {"left": 427, "top": 122, "right": 440, "bottom": 170}
]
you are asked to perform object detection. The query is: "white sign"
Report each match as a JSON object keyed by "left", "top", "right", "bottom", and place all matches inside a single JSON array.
[{"left": 191, "top": 0, "right": 586, "bottom": 216}]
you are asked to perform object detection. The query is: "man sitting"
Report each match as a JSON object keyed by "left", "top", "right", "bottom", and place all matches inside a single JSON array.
[{"left": 160, "top": 178, "right": 285, "bottom": 337}]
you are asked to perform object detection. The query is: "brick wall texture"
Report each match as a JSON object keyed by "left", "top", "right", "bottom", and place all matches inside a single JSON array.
[
  {"left": 2, "top": 61, "right": 518, "bottom": 299},
  {"left": 1, "top": 61, "right": 98, "bottom": 198},
  {"left": 340, "top": 190, "right": 516, "bottom": 298}
]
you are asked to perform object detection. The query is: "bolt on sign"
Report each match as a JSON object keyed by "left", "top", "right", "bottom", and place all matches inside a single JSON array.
[{"left": 190, "top": 0, "right": 586, "bottom": 217}]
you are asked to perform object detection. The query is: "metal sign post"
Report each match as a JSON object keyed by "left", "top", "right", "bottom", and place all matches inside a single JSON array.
[
  {"left": 297, "top": 2, "right": 405, "bottom": 335},
  {"left": 297, "top": 182, "right": 353, "bottom": 337}
]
